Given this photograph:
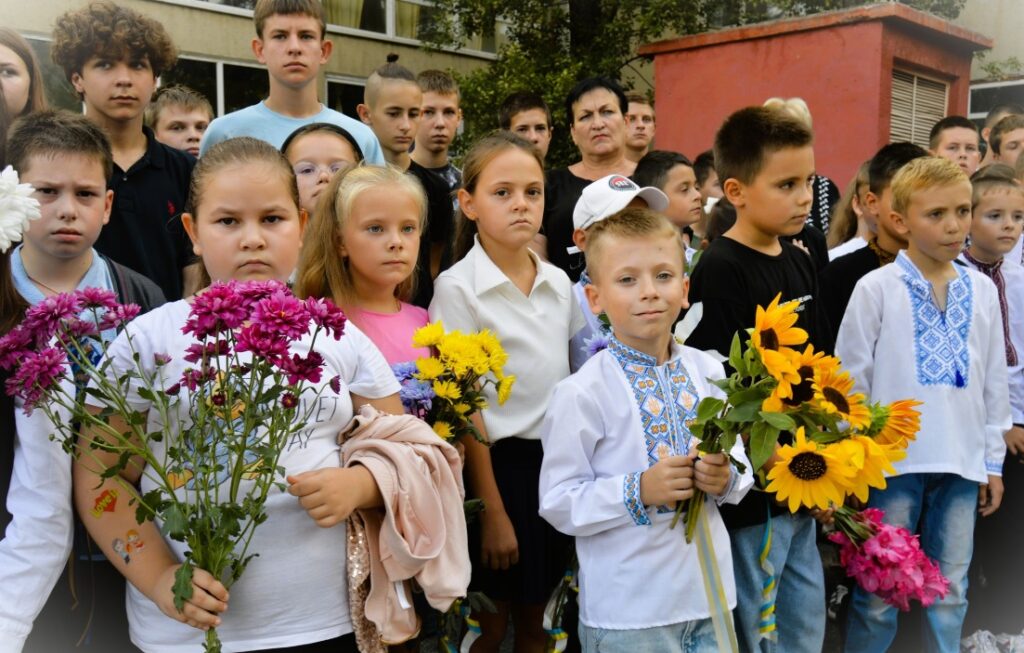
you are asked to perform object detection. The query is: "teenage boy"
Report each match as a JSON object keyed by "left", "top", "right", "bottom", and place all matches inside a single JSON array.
[
  {"left": 499, "top": 91, "right": 553, "bottom": 161},
  {"left": 990, "top": 114, "right": 1024, "bottom": 169},
  {"left": 981, "top": 104, "right": 1023, "bottom": 167},
  {"left": 358, "top": 57, "right": 452, "bottom": 308},
  {"left": 540, "top": 207, "right": 752, "bottom": 653},
  {"left": 633, "top": 150, "right": 703, "bottom": 260},
  {"left": 820, "top": 142, "right": 928, "bottom": 341},
  {"left": 4, "top": 109, "right": 164, "bottom": 652},
  {"left": 685, "top": 105, "right": 830, "bottom": 653},
  {"left": 929, "top": 116, "right": 982, "bottom": 175},
  {"left": 145, "top": 85, "right": 213, "bottom": 159},
  {"left": 624, "top": 93, "right": 655, "bottom": 163},
  {"left": 51, "top": 1, "right": 194, "bottom": 301},
  {"left": 200, "top": 0, "right": 384, "bottom": 164},
  {"left": 838, "top": 156, "right": 1010, "bottom": 653},
  {"left": 412, "top": 69, "right": 462, "bottom": 197}
]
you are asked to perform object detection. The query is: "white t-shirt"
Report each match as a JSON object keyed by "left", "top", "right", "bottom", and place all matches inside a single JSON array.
[
  {"left": 98, "top": 300, "right": 399, "bottom": 652},
  {"left": 428, "top": 238, "right": 586, "bottom": 442},
  {"left": 828, "top": 236, "right": 867, "bottom": 261}
]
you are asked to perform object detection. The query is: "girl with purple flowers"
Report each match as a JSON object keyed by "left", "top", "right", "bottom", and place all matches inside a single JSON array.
[{"left": 73, "top": 137, "right": 405, "bottom": 653}]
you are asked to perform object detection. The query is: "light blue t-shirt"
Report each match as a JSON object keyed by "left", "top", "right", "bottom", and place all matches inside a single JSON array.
[{"left": 200, "top": 101, "right": 385, "bottom": 164}]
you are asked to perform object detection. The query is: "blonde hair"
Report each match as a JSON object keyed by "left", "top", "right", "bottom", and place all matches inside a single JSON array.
[
  {"left": 584, "top": 207, "right": 685, "bottom": 280},
  {"left": 763, "top": 97, "right": 812, "bottom": 128},
  {"left": 294, "top": 164, "right": 427, "bottom": 306},
  {"left": 970, "top": 163, "right": 1024, "bottom": 208},
  {"left": 890, "top": 156, "right": 969, "bottom": 216},
  {"left": 826, "top": 160, "right": 870, "bottom": 249}
]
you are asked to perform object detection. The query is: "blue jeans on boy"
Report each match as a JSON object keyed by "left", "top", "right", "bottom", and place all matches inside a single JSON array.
[
  {"left": 579, "top": 617, "right": 720, "bottom": 653},
  {"left": 730, "top": 511, "right": 825, "bottom": 653},
  {"left": 844, "top": 473, "right": 978, "bottom": 653}
]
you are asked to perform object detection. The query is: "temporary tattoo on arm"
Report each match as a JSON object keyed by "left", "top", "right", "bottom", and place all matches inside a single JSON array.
[{"left": 91, "top": 489, "right": 118, "bottom": 517}]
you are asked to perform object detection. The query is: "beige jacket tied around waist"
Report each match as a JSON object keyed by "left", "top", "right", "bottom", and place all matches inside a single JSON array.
[{"left": 341, "top": 404, "right": 470, "bottom": 651}]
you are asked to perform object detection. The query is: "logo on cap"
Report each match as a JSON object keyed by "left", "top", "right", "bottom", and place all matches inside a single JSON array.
[{"left": 608, "top": 175, "right": 636, "bottom": 191}]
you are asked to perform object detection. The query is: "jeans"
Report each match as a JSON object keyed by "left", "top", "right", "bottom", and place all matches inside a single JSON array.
[
  {"left": 844, "top": 473, "right": 978, "bottom": 653},
  {"left": 730, "top": 512, "right": 825, "bottom": 653},
  {"left": 579, "top": 618, "right": 721, "bottom": 653}
]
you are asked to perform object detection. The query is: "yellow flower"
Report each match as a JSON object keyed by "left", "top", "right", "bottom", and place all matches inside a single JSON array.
[
  {"left": 765, "top": 427, "right": 855, "bottom": 512},
  {"left": 497, "top": 375, "right": 515, "bottom": 405},
  {"left": 437, "top": 334, "right": 483, "bottom": 379},
  {"left": 433, "top": 380, "right": 462, "bottom": 401},
  {"left": 474, "top": 330, "right": 509, "bottom": 373},
  {"left": 454, "top": 402, "right": 471, "bottom": 415},
  {"left": 413, "top": 321, "right": 445, "bottom": 348},
  {"left": 433, "top": 421, "right": 453, "bottom": 440},
  {"left": 414, "top": 356, "right": 445, "bottom": 381},
  {"left": 813, "top": 365, "right": 871, "bottom": 430},
  {"left": 751, "top": 294, "right": 808, "bottom": 383},
  {"left": 762, "top": 345, "right": 836, "bottom": 412},
  {"left": 831, "top": 435, "right": 905, "bottom": 502},
  {"left": 873, "top": 399, "right": 922, "bottom": 447}
]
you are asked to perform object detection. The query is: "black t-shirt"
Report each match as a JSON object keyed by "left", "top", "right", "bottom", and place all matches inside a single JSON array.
[
  {"left": 407, "top": 160, "right": 454, "bottom": 308},
  {"left": 1, "top": 370, "right": 13, "bottom": 535},
  {"left": 819, "top": 245, "right": 882, "bottom": 344},
  {"left": 97, "top": 127, "right": 194, "bottom": 301},
  {"left": 687, "top": 236, "right": 833, "bottom": 530},
  {"left": 542, "top": 168, "right": 591, "bottom": 282},
  {"left": 783, "top": 222, "right": 828, "bottom": 272}
]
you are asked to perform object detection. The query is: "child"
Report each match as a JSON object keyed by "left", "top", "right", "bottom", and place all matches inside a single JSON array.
[
  {"left": 980, "top": 104, "right": 1023, "bottom": 167},
  {"left": 958, "top": 164, "right": 1024, "bottom": 636},
  {"left": 633, "top": 150, "right": 702, "bottom": 256},
  {"left": 0, "top": 27, "right": 47, "bottom": 119},
  {"left": 199, "top": 0, "right": 384, "bottom": 164},
  {"left": 685, "top": 105, "right": 830, "bottom": 653},
  {"left": 412, "top": 69, "right": 463, "bottom": 199},
  {"left": 624, "top": 93, "right": 655, "bottom": 163},
  {"left": 566, "top": 174, "right": 669, "bottom": 371},
  {"left": 359, "top": 56, "right": 453, "bottom": 308},
  {"left": 837, "top": 156, "right": 1011, "bottom": 652},
  {"left": 281, "top": 123, "right": 364, "bottom": 216},
  {"left": 825, "top": 161, "right": 872, "bottom": 257},
  {"left": 929, "top": 115, "right": 982, "bottom": 176},
  {"left": 820, "top": 142, "right": 927, "bottom": 342},
  {"left": 429, "top": 131, "right": 586, "bottom": 651},
  {"left": 51, "top": 2, "right": 195, "bottom": 301},
  {"left": 691, "top": 150, "right": 721, "bottom": 246},
  {"left": 73, "top": 137, "right": 406, "bottom": 652},
  {"left": 989, "top": 114, "right": 1024, "bottom": 169},
  {"left": 295, "top": 164, "right": 430, "bottom": 366},
  {"left": 499, "top": 91, "right": 554, "bottom": 161},
  {"left": 540, "top": 207, "right": 752, "bottom": 652},
  {"left": 145, "top": 85, "right": 213, "bottom": 159}
]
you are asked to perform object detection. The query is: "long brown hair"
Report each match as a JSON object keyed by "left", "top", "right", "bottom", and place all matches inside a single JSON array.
[
  {"left": 452, "top": 130, "right": 545, "bottom": 262},
  {"left": 827, "top": 160, "right": 870, "bottom": 249},
  {"left": 0, "top": 29, "right": 47, "bottom": 117},
  {"left": 0, "top": 251, "right": 28, "bottom": 336},
  {"left": 293, "top": 164, "right": 427, "bottom": 306}
]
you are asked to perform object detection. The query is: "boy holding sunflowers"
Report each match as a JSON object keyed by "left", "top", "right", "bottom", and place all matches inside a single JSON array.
[
  {"left": 686, "top": 105, "right": 833, "bottom": 653},
  {"left": 539, "top": 206, "right": 752, "bottom": 652},
  {"left": 837, "top": 156, "right": 1011, "bottom": 652}
]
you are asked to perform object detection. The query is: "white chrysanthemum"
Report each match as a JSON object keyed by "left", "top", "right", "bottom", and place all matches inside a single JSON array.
[{"left": 0, "top": 165, "right": 41, "bottom": 254}]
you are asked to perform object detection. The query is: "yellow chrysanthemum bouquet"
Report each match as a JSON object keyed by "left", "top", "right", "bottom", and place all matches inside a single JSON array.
[
  {"left": 678, "top": 294, "right": 922, "bottom": 543},
  {"left": 392, "top": 321, "right": 515, "bottom": 443}
]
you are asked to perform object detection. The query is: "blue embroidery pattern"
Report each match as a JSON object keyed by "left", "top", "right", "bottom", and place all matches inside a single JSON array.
[
  {"left": 896, "top": 253, "right": 972, "bottom": 388},
  {"left": 609, "top": 337, "right": 700, "bottom": 513},
  {"left": 623, "top": 471, "right": 650, "bottom": 526}
]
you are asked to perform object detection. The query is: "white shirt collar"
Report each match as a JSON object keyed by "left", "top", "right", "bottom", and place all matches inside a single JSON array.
[{"left": 468, "top": 235, "right": 567, "bottom": 299}]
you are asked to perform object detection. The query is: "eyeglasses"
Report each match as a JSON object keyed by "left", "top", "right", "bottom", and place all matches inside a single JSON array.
[{"left": 293, "top": 161, "right": 351, "bottom": 179}]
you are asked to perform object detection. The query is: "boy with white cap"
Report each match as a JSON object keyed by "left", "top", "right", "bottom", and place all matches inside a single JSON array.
[{"left": 567, "top": 174, "right": 670, "bottom": 370}]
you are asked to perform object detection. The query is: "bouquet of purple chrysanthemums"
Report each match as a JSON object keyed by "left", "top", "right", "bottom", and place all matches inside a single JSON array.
[{"left": 0, "top": 280, "right": 347, "bottom": 653}]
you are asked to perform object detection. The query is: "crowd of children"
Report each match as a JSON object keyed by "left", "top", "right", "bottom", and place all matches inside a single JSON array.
[{"left": 2, "top": 1, "right": 1024, "bottom": 652}]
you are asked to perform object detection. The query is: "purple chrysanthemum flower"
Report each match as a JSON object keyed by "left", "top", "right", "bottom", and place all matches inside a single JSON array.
[
  {"left": 391, "top": 362, "right": 418, "bottom": 383},
  {"left": 235, "top": 323, "right": 290, "bottom": 364},
  {"left": 183, "top": 339, "right": 232, "bottom": 364},
  {"left": 6, "top": 347, "right": 67, "bottom": 410},
  {"left": 278, "top": 351, "right": 324, "bottom": 386},
  {"left": 154, "top": 353, "right": 172, "bottom": 366},
  {"left": 0, "top": 327, "right": 33, "bottom": 370},
  {"left": 21, "top": 293, "right": 83, "bottom": 343},
  {"left": 179, "top": 366, "right": 216, "bottom": 392},
  {"left": 305, "top": 297, "right": 347, "bottom": 340},
  {"left": 237, "top": 279, "right": 287, "bottom": 309},
  {"left": 98, "top": 304, "right": 141, "bottom": 332},
  {"left": 584, "top": 332, "right": 611, "bottom": 358},
  {"left": 251, "top": 291, "right": 310, "bottom": 341},
  {"left": 78, "top": 287, "right": 118, "bottom": 310},
  {"left": 329, "top": 375, "right": 341, "bottom": 394},
  {"left": 183, "top": 282, "right": 248, "bottom": 339}
]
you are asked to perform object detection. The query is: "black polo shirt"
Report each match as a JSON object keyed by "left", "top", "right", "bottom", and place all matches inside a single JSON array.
[{"left": 97, "top": 127, "right": 194, "bottom": 300}]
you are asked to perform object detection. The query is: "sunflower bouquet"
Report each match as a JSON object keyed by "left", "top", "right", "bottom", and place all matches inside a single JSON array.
[{"left": 392, "top": 321, "right": 514, "bottom": 444}]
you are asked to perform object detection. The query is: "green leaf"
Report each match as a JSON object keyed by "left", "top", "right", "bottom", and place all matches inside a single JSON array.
[
  {"left": 759, "top": 411, "right": 797, "bottom": 432},
  {"left": 172, "top": 560, "right": 195, "bottom": 612},
  {"left": 725, "top": 400, "right": 761, "bottom": 423},
  {"left": 161, "top": 504, "right": 188, "bottom": 541},
  {"left": 749, "top": 422, "right": 779, "bottom": 473},
  {"left": 696, "top": 397, "right": 724, "bottom": 422},
  {"left": 728, "top": 332, "right": 743, "bottom": 372}
]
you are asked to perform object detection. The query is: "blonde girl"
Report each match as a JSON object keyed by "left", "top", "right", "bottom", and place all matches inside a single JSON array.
[
  {"left": 430, "top": 131, "right": 585, "bottom": 652},
  {"left": 73, "top": 137, "right": 403, "bottom": 653},
  {"left": 294, "top": 164, "right": 430, "bottom": 365}
]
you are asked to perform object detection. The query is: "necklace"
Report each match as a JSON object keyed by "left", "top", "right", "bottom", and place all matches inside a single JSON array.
[{"left": 25, "top": 273, "right": 67, "bottom": 296}]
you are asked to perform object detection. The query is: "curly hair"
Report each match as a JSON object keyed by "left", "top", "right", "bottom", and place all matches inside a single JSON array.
[{"left": 51, "top": 2, "right": 177, "bottom": 85}]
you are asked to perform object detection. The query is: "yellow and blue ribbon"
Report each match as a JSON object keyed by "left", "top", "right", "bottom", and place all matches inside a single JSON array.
[
  {"left": 695, "top": 499, "right": 740, "bottom": 652},
  {"left": 758, "top": 510, "right": 777, "bottom": 642}
]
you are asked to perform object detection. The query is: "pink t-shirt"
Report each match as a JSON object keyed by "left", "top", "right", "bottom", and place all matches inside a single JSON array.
[{"left": 347, "top": 303, "right": 431, "bottom": 365}]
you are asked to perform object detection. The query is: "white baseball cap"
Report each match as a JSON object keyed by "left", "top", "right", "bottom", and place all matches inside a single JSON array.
[{"left": 569, "top": 175, "right": 669, "bottom": 253}]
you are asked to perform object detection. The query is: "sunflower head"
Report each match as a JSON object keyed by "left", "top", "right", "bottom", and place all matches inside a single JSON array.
[
  {"left": 762, "top": 345, "right": 836, "bottom": 412},
  {"left": 812, "top": 365, "right": 871, "bottom": 430},
  {"left": 872, "top": 399, "right": 923, "bottom": 447},
  {"left": 766, "top": 427, "right": 854, "bottom": 512},
  {"left": 751, "top": 295, "right": 808, "bottom": 383}
]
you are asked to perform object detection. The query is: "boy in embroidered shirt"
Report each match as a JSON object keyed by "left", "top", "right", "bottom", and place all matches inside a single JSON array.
[
  {"left": 565, "top": 174, "right": 669, "bottom": 371},
  {"left": 837, "top": 157, "right": 1011, "bottom": 653},
  {"left": 199, "top": 0, "right": 384, "bottom": 164},
  {"left": 540, "top": 208, "right": 752, "bottom": 653}
]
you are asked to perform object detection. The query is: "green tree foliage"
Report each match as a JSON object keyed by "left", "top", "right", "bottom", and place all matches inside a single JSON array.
[{"left": 425, "top": 0, "right": 964, "bottom": 168}]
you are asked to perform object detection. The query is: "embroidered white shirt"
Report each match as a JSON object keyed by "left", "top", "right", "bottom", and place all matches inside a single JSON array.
[
  {"left": 836, "top": 252, "right": 1010, "bottom": 482},
  {"left": 539, "top": 339, "right": 752, "bottom": 629},
  {"left": 429, "top": 237, "right": 586, "bottom": 442}
]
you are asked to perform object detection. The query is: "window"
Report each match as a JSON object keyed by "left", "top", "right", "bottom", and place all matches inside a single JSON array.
[
  {"left": 969, "top": 79, "right": 1024, "bottom": 126},
  {"left": 161, "top": 57, "right": 266, "bottom": 116},
  {"left": 890, "top": 69, "right": 948, "bottom": 148},
  {"left": 326, "top": 78, "right": 365, "bottom": 118},
  {"left": 324, "top": 0, "right": 386, "bottom": 33},
  {"left": 162, "top": 58, "right": 218, "bottom": 112},
  {"left": 25, "top": 37, "right": 80, "bottom": 112}
]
